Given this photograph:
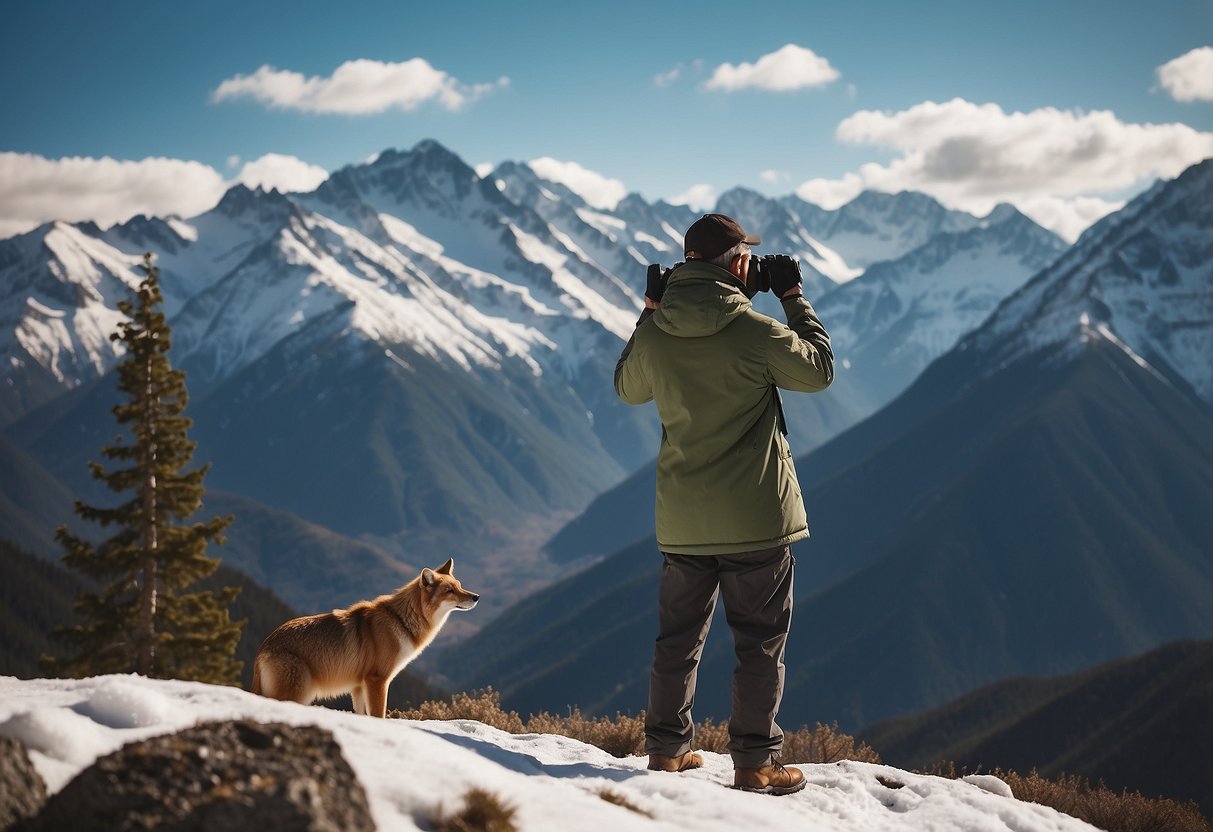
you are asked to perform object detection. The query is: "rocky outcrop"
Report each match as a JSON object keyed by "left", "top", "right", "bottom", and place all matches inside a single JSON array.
[
  {"left": 21, "top": 720, "right": 374, "bottom": 831},
  {"left": 0, "top": 736, "right": 47, "bottom": 830}
]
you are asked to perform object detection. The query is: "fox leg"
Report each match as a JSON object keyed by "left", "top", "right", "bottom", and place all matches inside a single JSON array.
[
  {"left": 351, "top": 685, "right": 367, "bottom": 715},
  {"left": 365, "top": 675, "right": 389, "bottom": 718}
]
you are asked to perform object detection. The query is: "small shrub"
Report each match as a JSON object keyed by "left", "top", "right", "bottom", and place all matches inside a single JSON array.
[
  {"left": 597, "top": 788, "right": 653, "bottom": 818},
  {"left": 689, "top": 717, "right": 729, "bottom": 753},
  {"left": 433, "top": 788, "right": 518, "bottom": 832},
  {"left": 783, "top": 721, "right": 882, "bottom": 764},
  {"left": 526, "top": 708, "right": 645, "bottom": 758},
  {"left": 691, "top": 717, "right": 881, "bottom": 764},
  {"left": 921, "top": 763, "right": 1211, "bottom": 832},
  {"left": 393, "top": 688, "right": 525, "bottom": 734}
]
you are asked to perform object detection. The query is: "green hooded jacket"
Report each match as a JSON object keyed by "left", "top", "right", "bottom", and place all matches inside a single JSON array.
[{"left": 614, "top": 260, "right": 834, "bottom": 555}]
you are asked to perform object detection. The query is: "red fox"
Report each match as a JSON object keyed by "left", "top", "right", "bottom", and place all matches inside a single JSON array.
[{"left": 252, "top": 558, "right": 478, "bottom": 717}]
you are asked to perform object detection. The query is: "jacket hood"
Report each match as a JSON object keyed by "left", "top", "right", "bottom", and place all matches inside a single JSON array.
[{"left": 653, "top": 261, "right": 751, "bottom": 338}]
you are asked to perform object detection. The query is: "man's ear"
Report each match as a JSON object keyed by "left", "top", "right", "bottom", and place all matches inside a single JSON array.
[
  {"left": 421, "top": 568, "right": 436, "bottom": 588},
  {"left": 436, "top": 558, "right": 454, "bottom": 575}
]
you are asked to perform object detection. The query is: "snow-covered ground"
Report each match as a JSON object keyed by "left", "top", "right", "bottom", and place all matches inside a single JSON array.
[{"left": 0, "top": 674, "right": 1097, "bottom": 831}]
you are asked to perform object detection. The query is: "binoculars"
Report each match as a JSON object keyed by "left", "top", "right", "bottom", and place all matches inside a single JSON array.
[
  {"left": 647, "top": 254, "right": 802, "bottom": 301},
  {"left": 746, "top": 254, "right": 800, "bottom": 295}
]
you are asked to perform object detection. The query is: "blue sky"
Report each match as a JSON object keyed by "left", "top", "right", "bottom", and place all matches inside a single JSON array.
[{"left": 2, "top": 0, "right": 1211, "bottom": 239}]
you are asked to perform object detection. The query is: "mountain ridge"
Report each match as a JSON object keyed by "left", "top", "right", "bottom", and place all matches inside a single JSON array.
[
  {"left": 5, "top": 139, "right": 1039, "bottom": 618},
  {"left": 440, "top": 155, "right": 1213, "bottom": 737},
  {"left": 858, "top": 639, "right": 1213, "bottom": 816}
]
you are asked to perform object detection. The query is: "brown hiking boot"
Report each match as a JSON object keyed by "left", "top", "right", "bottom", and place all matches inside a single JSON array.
[
  {"left": 647, "top": 751, "right": 704, "bottom": 772},
  {"left": 732, "top": 761, "right": 806, "bottom": 795}
]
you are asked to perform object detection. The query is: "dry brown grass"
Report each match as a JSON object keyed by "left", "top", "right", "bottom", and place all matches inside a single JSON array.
[
  {"left": 432, "top": 787, "right": 518, "bottom": 832},
  {"left": 1003, "top": 770, "right": 1211, "bottom": 832},
  {"left": 691, "top": 716, "right": 881, "bottom": 764},
  {"left": 393, "top": 688, "right": 880, "bottom": 764},
  {"left": 397, "top": 689, "right": 526, "bottom": 733},
  {"left": 923, "top": 763, "right": 1211, "bottom": 832},
  {"left": 597, "top": 788, "right": 654, "bottom": 818},
  {"left": 526, "top": 708, "right": 646, "bottom": 758}
]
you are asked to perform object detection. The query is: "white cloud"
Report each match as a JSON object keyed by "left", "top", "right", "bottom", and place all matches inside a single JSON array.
[
  {"left": 1157, "top": 46, "right": 1213, "bottom": 102},
  {"left": 795, "top": 172, "right": 866, "bottom": 210},
  {"left": 0, "top": 152, "right": 228, "bottom": 239},
  {"left": 669, "top": 184, "right": 717, "bottom": 212},
  {"left": 705, "top": 44, "right": 839, "bottom": 92},
  {"left": 237, "top": 153, "right": 329, "bottom": 193},
  {"left": 796, "top": 98, "right": 1213, "bottom": 239},
  {"left": 226, "top": 155, "right": 241, "bottom": 170},
  {"left": 474, "top": 162, "right": 494, "bottom": 178},
  {"left": 655, "top": 65, "right": 682, "bottom": 87},
  {"left": 759, "top": 169, "right": 791, "bottom": 184},
  {"left": 213, "top": 58, "right": 508, "bottom": 115},
  {"left": 527, "top": 157, "right": 627, "bottom": 210}
]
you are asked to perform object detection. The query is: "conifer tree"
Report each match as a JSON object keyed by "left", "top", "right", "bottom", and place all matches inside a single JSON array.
[{"left": 47, "top": 253, "right": 243, "bottom": 684}]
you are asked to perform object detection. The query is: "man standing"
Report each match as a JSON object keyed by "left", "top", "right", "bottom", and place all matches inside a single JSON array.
[{"left": 614, "top": 214, "right": 833, "bottom": 795}]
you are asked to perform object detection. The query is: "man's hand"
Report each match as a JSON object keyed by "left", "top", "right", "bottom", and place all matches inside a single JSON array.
[
  {"left": 646, "top": 262, "right": 682, "bottom": 306},
  {"left": 768, "top": 255, "right": 803, "bottom": 299}
]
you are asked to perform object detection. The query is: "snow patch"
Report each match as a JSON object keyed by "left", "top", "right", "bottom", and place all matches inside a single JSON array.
[
  {"left": 80, "top": 677, "right": 175, "bottom": 729},
  {"left": 378, "top": 213, "right": 445, "bottom": 260},
  {"left": 575, "top": 207, "right": 626, "bottom": 239},
  {"left": 625, "top": 245, "right": 648, "bottom": 266},
  {"left": 633, "top": 231, "right": 671, "bottom": 252},
  {"left": 1079, "top": 312, "right": 1175, "bottom": 388},
  {"left": 0, "top": 675, "right": 1101, "bottom": 832},
  {"left": 963, "top": 774, "right": 1015, "bottom": 799},
  {"left": 24, "top": 297, "right": 65, "bottom": 318},
  {"left": 384, "top": 348, "right": 414, "bottom": 372},
  {"left": 166, "top": 218, "right": 198, "bottom": 242},
  {"left": 509, "top": 223, "right": 636, "bottom": 340},
  {"left": 801, "top": 235, "right": 862, "bottom": 284}
]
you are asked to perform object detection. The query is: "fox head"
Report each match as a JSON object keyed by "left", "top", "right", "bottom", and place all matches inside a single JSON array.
[{"left": 420, "top": 558, "right": 480, "bottom": 613}]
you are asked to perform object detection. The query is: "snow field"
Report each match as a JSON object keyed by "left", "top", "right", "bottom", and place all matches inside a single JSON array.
[{"left": 0, "top": 674, "right": 1098, "bottom": 832}]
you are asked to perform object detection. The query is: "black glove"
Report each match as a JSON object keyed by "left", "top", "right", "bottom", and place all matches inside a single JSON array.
[
  {"left": 768, "top": 255, "right": 802, "bottom": 298},
  {"left": 646, "top": 262, "right": 682, "bottom": 303}
]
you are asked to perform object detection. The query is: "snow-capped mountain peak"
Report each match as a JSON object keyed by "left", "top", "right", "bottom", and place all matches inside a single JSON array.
[
  {"left": 813, "top": 204, "right": 1069, "bottom": 411},
  {"left": 980, "top": 202, "right": 1023, "bottom": 226},
  {"left": 103, "top": 214, "right": 193, "bottom": 258},
  {"left": 2, "top": 221, "right": 143, "bottom": 388},
  {"left": 966, "top": 157, "right": 1213, "bottom": 406},
  {"left": 810, "top": 190, "right": 983, "bottom": 271}
]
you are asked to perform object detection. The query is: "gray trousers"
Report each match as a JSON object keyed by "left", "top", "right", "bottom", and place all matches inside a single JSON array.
[{"left": 644, "top": 545, "right": 794, "bottom": 769}]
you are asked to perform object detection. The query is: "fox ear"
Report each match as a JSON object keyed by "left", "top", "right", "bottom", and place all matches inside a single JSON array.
[
  {"left": 436, "top": 558, "right": 454, "bottom": 575},
  {"left": 421, "top": 568, "right": 436, "bottom": 588}
]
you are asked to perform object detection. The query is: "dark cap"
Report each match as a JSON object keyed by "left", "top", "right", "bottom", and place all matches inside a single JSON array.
[{"left": 683, "top": 213, "right": 761, "bottom": 260}]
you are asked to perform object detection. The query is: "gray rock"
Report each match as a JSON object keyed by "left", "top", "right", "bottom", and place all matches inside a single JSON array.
[
  {"left": 0, "top": 736, "right": 47, "bottom": 830},
  {"left": 21, "top": 720, "right": 374, "bottom": 832}
]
